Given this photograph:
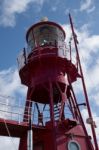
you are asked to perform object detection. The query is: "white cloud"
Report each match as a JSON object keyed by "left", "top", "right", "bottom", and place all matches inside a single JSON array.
[
  {"left": 81, "top": 109, "right": 99, "bottom": 145},
  {"left": 80, "top": 0, "right": 95, "bottom": 13},
  {"left": 91, "top": 92, "right": 99, "bottom": 106},
  {"left": 63, "top": 24, "right": 99, "bottom": 95},
  {"left": 0, "top": 137, "right": 19, "bottom": 150},
  {"left": 0, "top": 67, "right": 27, "bottom": 120},
  {"left": 62, "top": 23, "right": 99, "bottom": 146},
  {"left": 0, "top": 67, "right": 27, "bottom": 149},
  {"left": 77, "top": 32, "right": 99, "bottom": 93},
  {"left": 0, "top": 0, "right": 45, "bottom": 27},
  {"left": 87, "top": 6, "right": 95, "bottom": 13},
  {"left": 80, "top": 0, "right": 92, "bottom": 11},
  {"left": 0, "top": 67, "right": 27, "bottom": 97}
]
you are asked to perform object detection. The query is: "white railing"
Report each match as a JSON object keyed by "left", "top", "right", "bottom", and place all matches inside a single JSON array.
[
  {"left": 0, "top": 95, "right": 50, "bottom": 125},
  {"left": 17, "top": 41, "right": 74, "bottom": 70},
  {"left": 0, "top": 95, "right": 73, "bottom": 125}
]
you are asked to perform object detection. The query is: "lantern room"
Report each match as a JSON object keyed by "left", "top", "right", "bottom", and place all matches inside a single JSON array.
[
  {"left": 26, "top": 18, "right": 66, "bottom": 54},
  {"left": 17, "top": 18, "right": 68, "bottom": 72}
]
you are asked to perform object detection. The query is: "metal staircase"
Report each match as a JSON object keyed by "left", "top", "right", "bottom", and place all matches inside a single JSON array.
[{"left": 54, "top": 103, "right": 61, "bottom": 120}]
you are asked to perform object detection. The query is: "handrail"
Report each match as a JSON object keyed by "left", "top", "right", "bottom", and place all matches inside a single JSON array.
[
  {"left": 0, "top": 97, "right": 73, "bottom": 125},
  {"left": 17, "top": 40, "right": 78, "bottom": 71}
]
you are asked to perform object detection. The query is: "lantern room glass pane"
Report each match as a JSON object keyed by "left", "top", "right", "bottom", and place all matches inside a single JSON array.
[
  {"left": 33, "top": 24, "right": 64, "bottom": 46},
  {"left": 27, "top": 30, "right": 35, "bottom": 53},
  {"left": 27, "top": 24, "right": 65, "bottom": 54}
]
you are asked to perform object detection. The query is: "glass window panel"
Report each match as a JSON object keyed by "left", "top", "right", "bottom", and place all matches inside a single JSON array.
[
  {"left": 70, "top": 143, "right": 79, "bottom": 150},
  {"left": 27, "top": 39, "right": 35, "bottom": 52},
  {"left": 33, "top": 24, "right": 65, "bottom": 47},
  {"left": 68, "top": 141, "right": 80, "bottom": 150}
]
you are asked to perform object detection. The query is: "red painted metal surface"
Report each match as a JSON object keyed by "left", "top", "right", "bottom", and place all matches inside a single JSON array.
[{"left": 0, "top": 118, "right": 94, "bottom": 150}]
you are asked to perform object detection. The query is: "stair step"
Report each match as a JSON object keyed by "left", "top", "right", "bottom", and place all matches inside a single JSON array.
[
  {"left": 54, "top": 115, "right": 60, "bottom": 118},
  {"left": 54, "top": 111, "right": 60, "bottom": 115},
  {"left": 54, "top": 104, "right": 61, "bottom": 108},
  {"left": 54, "top": 109, "right": 60, "bottom": 112},
  {"left": 54, "top": 103, "right": 61, "bottom": 119}
]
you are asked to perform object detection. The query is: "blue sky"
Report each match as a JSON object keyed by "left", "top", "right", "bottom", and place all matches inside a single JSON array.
[{"left": 0, "top": 0, "right": 99, "bottom": 149}]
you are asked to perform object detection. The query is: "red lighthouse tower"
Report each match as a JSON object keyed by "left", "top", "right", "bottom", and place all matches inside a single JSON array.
[
  {"left": 17, "top": 15, "right": 98, "bottom": 150},
  {"left": 0, "top": 15, "right": 98, "bottom": 150}
]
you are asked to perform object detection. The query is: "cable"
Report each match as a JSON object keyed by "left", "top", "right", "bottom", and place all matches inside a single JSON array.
[{"left": 3, "top": 118, "right": 18, "bottom": 150}]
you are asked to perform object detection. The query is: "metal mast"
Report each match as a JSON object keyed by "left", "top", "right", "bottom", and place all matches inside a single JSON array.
[{"left": 69, "top": 13, "right": 98, "bottom": 150}]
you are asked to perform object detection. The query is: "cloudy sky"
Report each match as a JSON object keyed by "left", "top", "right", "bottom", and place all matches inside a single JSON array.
[{"left": 0, "top": 0, "right": 99, "bottom": 149}]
